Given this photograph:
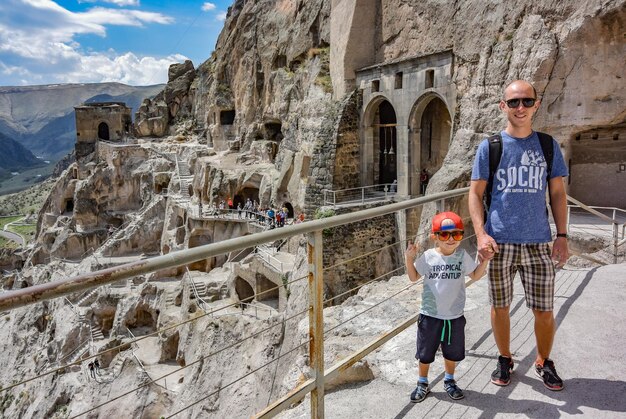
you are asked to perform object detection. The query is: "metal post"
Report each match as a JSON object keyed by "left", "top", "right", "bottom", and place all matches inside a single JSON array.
[
  {"left": 361, "top": 188, "right": 365, "bottom": 205},
  {"left": 436, "top": 199, "right": 445, "bottom": 213},
  {"left": 333, "top": 191, "right": 336, "bottom": 208},
  {"left": 307, "top": 230, "right": 324, "bottom": 418},
  {"left": 614, "top": 222, "right": 619, "bottom": 265}
]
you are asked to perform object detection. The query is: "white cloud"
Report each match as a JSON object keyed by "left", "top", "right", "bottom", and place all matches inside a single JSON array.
[
  {"left": 216, "top": 11, "right": 227, "bottom": 21},
  {"left": 201, "top": 2, "right": 216, "bottom": 12},
  {"left": 0, "top": 0, "right": 178, "bottom": 85},
  {"left": 79, "top": 0, "right": 140, "bottom": 6},
  {"left": 62, "top": 52, "right": 188, "bottom": 85}
]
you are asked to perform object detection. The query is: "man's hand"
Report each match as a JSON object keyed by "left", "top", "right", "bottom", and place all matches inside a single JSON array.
[
  {"left": 552, "top": 237, "right": 569, "bottom": 268},
  {"left": 477, "top": 233, "right": 499, "bottom": 261}
]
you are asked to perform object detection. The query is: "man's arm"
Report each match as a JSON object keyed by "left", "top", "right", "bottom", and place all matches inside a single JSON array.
[
  {"left": 469, "top": 179, "right": 498, "bottom": 260},
  {"left": 549, "top": 176, "right": 569, "bottom": 267}
]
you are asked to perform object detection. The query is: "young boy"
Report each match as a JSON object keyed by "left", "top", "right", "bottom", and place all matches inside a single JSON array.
[{"left": 405, "top": 211, "right": 488, "bottom": 402}]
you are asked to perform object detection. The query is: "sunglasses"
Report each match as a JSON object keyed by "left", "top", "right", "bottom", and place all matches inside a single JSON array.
[
  {"left": 435, "top": 231, "right": 464, "bottom": 241},
  {"left": 504, "top": 98, "right": 536, "bottom": 108}
]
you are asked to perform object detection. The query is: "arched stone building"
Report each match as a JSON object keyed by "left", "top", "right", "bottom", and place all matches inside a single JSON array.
[
  {"left": 356, "top": 51, "right": 455, "bottom": 197},
  {"left": 74, "top": 102, "right": 132, "bottom": 159}
]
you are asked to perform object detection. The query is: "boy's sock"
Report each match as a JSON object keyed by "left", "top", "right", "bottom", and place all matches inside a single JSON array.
[
  {"left": 444, "top": 373, "right": 454, "bottom": 381},
  {"left": 418, "top": 376, "right": 429, "bottom": 384}
]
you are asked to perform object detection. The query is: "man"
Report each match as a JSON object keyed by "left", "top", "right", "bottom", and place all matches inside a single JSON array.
[
  {"left": 420, "top": 169, "right": 429, "bottom": 195},
  {"left": 468, "top": 80, "right": 569, "bottom": 391}
]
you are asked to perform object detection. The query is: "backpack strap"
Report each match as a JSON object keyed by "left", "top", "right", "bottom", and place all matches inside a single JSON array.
[
  {"left": 536, "top": 131, "right": 554, "bottom": 180},
  {"left": 484, "top": 134, "right": 502, "bottom": 215}
]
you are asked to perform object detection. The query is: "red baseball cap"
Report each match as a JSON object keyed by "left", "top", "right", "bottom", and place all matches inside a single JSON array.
[{"left": 432, "top": 211, "right": 464, "bottom": 233}]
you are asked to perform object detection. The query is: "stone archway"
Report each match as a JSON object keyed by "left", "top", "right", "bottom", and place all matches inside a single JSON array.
[
  {"left": 98, "top": 122, "right": 110, "bottom": 141},
  {"left": 362, "top": 97, "right": 398, "bottom": 186},
  {"left": 408, "top": 93, "right": 452, "bottom": 196},
  {"left": 235, "top": 277, "right": 254, "bottom": 304},
  {"left": 282, "top": 202, "right": 294, "bottom": 219}
]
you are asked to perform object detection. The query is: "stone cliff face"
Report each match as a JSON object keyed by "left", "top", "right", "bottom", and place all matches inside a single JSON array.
[{"left": 1, "top": 0, "right": 624, "bottom": 418}]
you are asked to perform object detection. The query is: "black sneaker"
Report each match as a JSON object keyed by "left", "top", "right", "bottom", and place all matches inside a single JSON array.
[
  {"left": 535, "top": 359, "right": 564, "bottom": 391},
  {"left": 443, "top": 379, "right": 465, "bottom": 400},
  {"left": 410, "top": 382, "right": 429, "bottom": 403},
  {"left": 491, "top": 355, "right": 514, "bottom": 386}
]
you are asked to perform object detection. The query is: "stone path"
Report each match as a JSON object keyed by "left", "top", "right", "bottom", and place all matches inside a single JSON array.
[{"left": 278, "top": 263, "right": 626, "bottom": 418}]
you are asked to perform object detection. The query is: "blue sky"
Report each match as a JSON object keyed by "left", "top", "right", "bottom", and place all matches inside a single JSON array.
[{"left": 0, "top": 0, "right": 232, "bottom": 86}]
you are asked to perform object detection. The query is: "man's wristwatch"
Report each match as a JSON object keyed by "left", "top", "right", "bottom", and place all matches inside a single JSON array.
[{"left": 556, "top": 233, "right": 568, "bottom": 239}]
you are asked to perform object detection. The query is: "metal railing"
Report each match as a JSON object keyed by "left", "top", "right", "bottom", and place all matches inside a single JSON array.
[
  {"left": 566, "top": 196, "right": 626, "bottom": 264},
  {"left": 322, "top": 183, "right": 397, "bottom": 207},
  {"left": 0, "top": 188, "right": 471, "bottom": 418},
  {"left": 0, "top": 188, "right": 468, "bottom": 312},
  {"left": 255, "top": 245, "right": 287, "bottom": 272},
  {"left": 186, "top": 267, "right": 211, "bottom": 312}
]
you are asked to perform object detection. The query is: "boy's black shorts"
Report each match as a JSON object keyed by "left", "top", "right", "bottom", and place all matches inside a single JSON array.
[{"left": 415, "top": 314, "right": 466, "bottom": 363}]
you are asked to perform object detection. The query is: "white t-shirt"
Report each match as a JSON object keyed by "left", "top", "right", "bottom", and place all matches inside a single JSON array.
[{"left": 414, "top": 248, "right": 478, "bottom": 319}]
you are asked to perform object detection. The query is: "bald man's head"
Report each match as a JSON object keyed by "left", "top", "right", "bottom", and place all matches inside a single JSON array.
[{"left": 504, "top": 80, "right": 537, "bottom": 100}]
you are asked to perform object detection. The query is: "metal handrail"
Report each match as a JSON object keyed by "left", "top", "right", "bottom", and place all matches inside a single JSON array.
[
  {"left": 255, "top": 246, "right": 285, "bottom": 272},
  {"left": 186, "top": 267, "right": 211, "bottom": 312},
  {"left": 239, "top": 301, "right": 276, "bottom": 319},
  {"left": 322, "top": 183, "right": 396, "bottom": 207},
  {"left": 0, "top": 187, "right": 468, "bottom": 312},
  {"left": 567, "top": 196, "right": 625, "bottom": 263}
]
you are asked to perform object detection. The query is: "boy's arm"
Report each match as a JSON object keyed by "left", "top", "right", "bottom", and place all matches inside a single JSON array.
[
  {"left": 405, "top": 241, "right": 422, "bottom": 282},
  {"left": 468, "top": 257, "right": 489, "bottom": 281}
]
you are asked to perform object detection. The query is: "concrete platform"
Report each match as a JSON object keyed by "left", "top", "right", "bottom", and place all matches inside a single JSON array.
[{"left": 280, "top": 263, "right": 626, "bottom": 418}]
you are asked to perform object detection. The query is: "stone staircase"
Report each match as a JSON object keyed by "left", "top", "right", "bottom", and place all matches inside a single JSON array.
[
  {"left": 75, "top": 288, "right": 100, "bottom": 307},
  {"left": 191, "top": 281, "right": 208, "bottom": 298},
  {"left": 111, "top": 300, "right": 128, "bottom": 334},
  {"left": 96, "top": 194, "right": 164, "bottom": 257},
  {"left": 67, "top": 340, "right": 91, "bottom": 365},
  {"left": 97, "top": 351, "right": 130, "bottom": 381},
  {"left": 91, "top": 324, "right": 105, "bottom": 341},
  {"left": 176, "top": 158, "right": 193, "bottom": 202},
  {"left": 164, "top": 289, "right": 178, "bottom": 306}
]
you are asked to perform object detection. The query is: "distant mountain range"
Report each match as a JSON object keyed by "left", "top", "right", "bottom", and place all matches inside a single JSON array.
[
  {"left": 0, "top": 83, "right": 164, "bottom": 165},
  {"left": 0, "top": 131, "right": 44, "bottom": 182}
]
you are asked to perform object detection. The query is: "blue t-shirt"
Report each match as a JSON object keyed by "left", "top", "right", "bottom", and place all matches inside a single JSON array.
[
  {"left": 414, "top": 248, "right": 477, "bottom": 320},
  {"left": 471, "top": 131, "right": 568, "bottom": 243}
]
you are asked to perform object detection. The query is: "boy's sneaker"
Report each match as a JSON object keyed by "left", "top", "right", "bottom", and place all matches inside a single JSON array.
[
  {"left": 409, "top": 382, "right": 429, "bottom": 403},
  {"left": 491, "top": 355, "right": 514, "bottom": 386},
  {"left": 443, "top": 379, "right": 465, "bottom": 400},
  {"left": 535, "top": 359, "right": 564, "bottom": 391}
]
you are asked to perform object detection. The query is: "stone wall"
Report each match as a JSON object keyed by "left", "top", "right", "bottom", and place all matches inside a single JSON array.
[
  {"left": 331, "top": 90, "right": 360, "bottom": 190},
  {"left": 74, "top": 103, "right": 132, "bottom": 159},
  {"left": 321, "top": 205, "right": 400, "bottom": 304}
]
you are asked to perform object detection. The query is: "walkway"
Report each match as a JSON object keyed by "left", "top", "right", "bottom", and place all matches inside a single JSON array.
[
  {"left": 279, "top": 263, "right": 626, "bottom": 418},
  {"left": 1, "top": 218, "right": 25, "bottom": 247}
]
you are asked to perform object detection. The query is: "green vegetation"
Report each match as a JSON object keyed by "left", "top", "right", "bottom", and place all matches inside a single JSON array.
[
  {"left": 314, "top": 208, "right": 335, "bottom": 219},
  {"left": 0, "top": 178, "right": 54, "bottom": 216},
  {"left": 0, "top": 216, "right": 22, "bottom": 230},
  {"left": 281, "top": 274, "right": 291, "bottom": 299},
  {"left": 0, "top": 392, "right": 15, "bottom": 415},
  {"left": 7, "top": 223, "right": 37, "bottom": 244},
  {"left": 314, "top": 207, "right": 336, "bottom": 238},
  {"left": 0, "top": 237, "right": 18, "bottom": 249},
  {"left": 311, "top": 47, "right": 332, "bottom": 94},
  {"left": 0, "top": 216, "right": 25, "bottom": 249}
]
